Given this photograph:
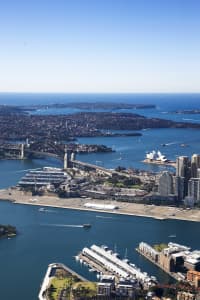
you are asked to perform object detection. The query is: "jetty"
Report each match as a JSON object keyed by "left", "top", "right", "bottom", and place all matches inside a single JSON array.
[{"left": 76, "top": 244, "right": 157, "bottom": 288}]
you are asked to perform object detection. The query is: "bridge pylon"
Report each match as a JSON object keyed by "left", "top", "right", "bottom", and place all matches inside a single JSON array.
[{"left": 20, "top": 144, "right": 25, "bottom": 159}]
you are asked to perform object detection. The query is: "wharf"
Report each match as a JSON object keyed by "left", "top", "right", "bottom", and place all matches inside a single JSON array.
[
  {"left": 78, "top": 253, "right": 111, "bottom": 276},
  {"left": 136, "top": 248, "right": 182, "bottom": 282}
]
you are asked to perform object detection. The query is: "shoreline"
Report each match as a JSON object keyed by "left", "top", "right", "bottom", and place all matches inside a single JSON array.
[{"left": 1, "top": 188, "right": 200, "bottom": 222}]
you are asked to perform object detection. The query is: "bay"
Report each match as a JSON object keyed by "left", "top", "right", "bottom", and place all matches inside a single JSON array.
[
  {"left": 0, "top": 94, "right": 200, "bottom": 299},
  {"left": 0, "top": 200, "right": 200, "bottom": 300}
]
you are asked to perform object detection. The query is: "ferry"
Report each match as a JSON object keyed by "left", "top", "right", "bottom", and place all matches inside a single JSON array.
[{"left": 82, "top": 224, "right": 91, "bottom": 229}]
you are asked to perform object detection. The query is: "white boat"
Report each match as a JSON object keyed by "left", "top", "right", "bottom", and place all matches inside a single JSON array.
[
  {"left": 38, "top": 207, "right": 46, "bottom": 212},
  {"left": 75, "top": 256, "right": 79, "bottom": 261},
  {"left": 89, "top": 268, "right": 96, "bottom": 272}
]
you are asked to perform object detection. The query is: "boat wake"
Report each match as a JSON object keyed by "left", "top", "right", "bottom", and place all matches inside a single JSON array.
[
  {"left": 38, "top": 208, "right": 57, "bottom": 213},
  {"left": 162, "top": 141, "right": 179, "bottom": 146},
  {"left": 40, "top": 223, "right": 84, "bottom": 228},
  {"left": 169, "top": 234, "right": 176, "bottom": 238},
  {"left": 96, "top": 215, "right": 114, "bottom": 219}
]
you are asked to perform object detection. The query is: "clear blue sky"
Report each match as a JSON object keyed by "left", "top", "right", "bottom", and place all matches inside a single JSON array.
[{"left": 0, "top": 0, "right": 200, "bottom": 93}]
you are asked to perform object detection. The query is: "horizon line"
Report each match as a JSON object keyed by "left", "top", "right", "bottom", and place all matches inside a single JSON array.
[{"left": 0, "top": 91, "right": 200, "bottom": 95}]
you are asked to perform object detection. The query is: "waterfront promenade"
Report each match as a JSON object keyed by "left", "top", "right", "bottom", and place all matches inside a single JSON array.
[{"left": 1, "top": 188, "right": 200, "bottom": 222}]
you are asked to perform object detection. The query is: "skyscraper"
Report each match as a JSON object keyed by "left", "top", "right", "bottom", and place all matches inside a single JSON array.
[
  {"left": 176, "top": 156, "right": 190, "bottom": 178},
  {"left": 176, "top": 156, "right": 191, "bottom": 199},
  {"left": 158, "top": 171, "right": 174, "bottom": 196},
  {"left": 191, "top": 154, "right": 200, "bottom": 178},
  {"left": 188, "top": 178, "right": 200, "bottom": 204},
  {"left": 175, "top": 176, "right": 186, "bottom": 201}
]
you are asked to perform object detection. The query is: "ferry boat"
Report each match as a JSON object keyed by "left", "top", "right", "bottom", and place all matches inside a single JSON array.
[{"left": 82, "top": 224, "right": 91, "bottom": 229}]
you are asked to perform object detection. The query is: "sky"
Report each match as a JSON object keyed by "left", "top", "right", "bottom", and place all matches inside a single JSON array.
[{"left": 0, "top": 0, "right": 200, "bottom": 93}]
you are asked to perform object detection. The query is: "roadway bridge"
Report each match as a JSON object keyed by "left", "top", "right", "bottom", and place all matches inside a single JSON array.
[
  {"left": 0, "top": 142, "right": 132, "bottom": 179},
  {"left": 72, "top": 159, "right": 114, "bottom": 175}
]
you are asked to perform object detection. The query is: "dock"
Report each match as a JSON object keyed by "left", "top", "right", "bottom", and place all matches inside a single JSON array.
[
  {"left": 77, "top": 244, "right": 157, "bottom": 288},
  {"left": 136, "top": 248, "right": 182, "bottom": 281}
]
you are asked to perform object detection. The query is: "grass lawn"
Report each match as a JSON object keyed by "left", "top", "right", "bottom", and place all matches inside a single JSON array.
[
  {"left": 49, "top": 276, "right": 74, "bottom": 300},
  {"left": 72, "top": 281, "right": 97, "bottom": 298}
]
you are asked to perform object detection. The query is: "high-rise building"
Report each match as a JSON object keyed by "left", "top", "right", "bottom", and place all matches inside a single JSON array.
[
  {"left": 176, "top": 156, "right": 191, "bottom": 198},
  {"left": 158, "top": 171, "right": 174, "bottom": 196},
  {"left": 188, "top": 178, "right": 200, "bottom": 204},
  {"left": 197, "top": 168, "right": 200, "bottom": 178},
  {"left": 175, "top": 176, "right": 186, "bottom": 200},
  {"left": 191, "top": 154, "right": 200, "bottom": 178},
  {"left": 176, "top": 156, "right": 190, "bottom": 178}
]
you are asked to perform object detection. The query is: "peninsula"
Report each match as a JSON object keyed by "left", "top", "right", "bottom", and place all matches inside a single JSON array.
[{"left": 1, "top": 111, "right": 200, "bottom": 141}]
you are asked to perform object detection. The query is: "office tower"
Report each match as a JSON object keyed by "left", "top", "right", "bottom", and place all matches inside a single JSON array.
[
  {"left": 197, "top": 168, "right": 200, "bottom": 178},
  {"left": 176, "top": 156, "right": 190, "bottom": 178},
  {"left": 158, "top": 171, "right": 174, "bottom": 196},
  {"left": 188, "top": 178, "right": 200, "bottom": 204},
  {"left": 191, "top": 154, "right": 200, "bottom": 178},
  {"left": 175, "top": 176, "right": 186, "bottom": 200},
  {"left": 176, "top": 156, "right": 191, "bottom": 197}
]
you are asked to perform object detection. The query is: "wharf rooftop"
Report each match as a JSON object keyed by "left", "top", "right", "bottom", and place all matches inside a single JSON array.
[
  {"left": 77, "top": 244, "right": 157, "bottom": 288},
  {"left": 18, "top": 167, "right": 69, "bottom": 188}
]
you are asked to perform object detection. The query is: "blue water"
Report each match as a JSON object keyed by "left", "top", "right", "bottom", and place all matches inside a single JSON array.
[
  {"left": 77, "top": 128, "right": 200, "bottom": 172},
  {"left": 0, "top": 200, "right": 200, "bottom": 300},
  {"left": 1, "top": 93, "right": 200, "bottom": 123},
  {"left": 0, "top": 94, "right": 200, "bottom": 299}
]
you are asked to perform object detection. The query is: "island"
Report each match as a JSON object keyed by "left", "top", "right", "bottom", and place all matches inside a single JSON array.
[{"left": 0, "top": 224, "right": 17, "bottom": 238}]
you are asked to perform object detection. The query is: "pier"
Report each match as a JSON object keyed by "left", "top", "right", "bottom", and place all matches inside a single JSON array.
[{"left": 77, "top": 244, "right": 157, "bottom": 288}]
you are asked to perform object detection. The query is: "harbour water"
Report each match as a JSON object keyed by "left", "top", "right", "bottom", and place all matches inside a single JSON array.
[
  {"left": 1, "top": 200, "right": 200, "bottom": 300},
  {"left": 0, "top": 94, "right": 200, "bottom": 299}
]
